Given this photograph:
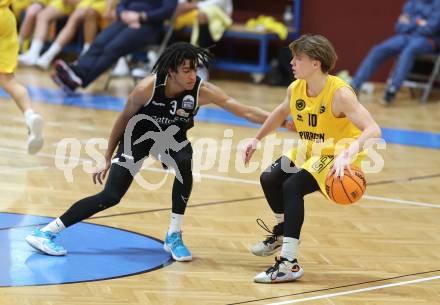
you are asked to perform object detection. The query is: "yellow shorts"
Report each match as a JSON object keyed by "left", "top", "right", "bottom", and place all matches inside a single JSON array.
[
  {"left": 49, "top": 0, "right": 76, "bottom": 15},
  {"left": 77, "top": 0, "right": 106, "bottom": 15},
  {"left": 285, "top": 147, "right": 366, "bottom": 201},
  {"left": 0, "top": 8, "right": 19, "bottom": 73},
  {"left": 35, "top": 0, "right": 51, "bottom": 6},
  {"left": 174, "top": 9, "right": 198, "bottom": 30},
  {"left": 10, "top": 0, "right": 32, "bottom": 17}
]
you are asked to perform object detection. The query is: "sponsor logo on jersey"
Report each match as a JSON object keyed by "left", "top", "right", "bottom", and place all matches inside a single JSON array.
[
  {"left": 151, "top": 100, "right": 165, "bottom": 107},
  {"left": 296, "top": 99, "right": 306, "bottom": 111},
  {"left": 297, "top": 114, "right": 303, "bottom": 121},
  {"left": 150, "top": 115, "right": 177, "bottom": 125},
  {"left": 298, "top": 131, "right": 325, "bottom": 142},
  {"left": 311, "top": 155, "right": 334, "bottom": 173},
  {"left": 182, "top": 95, "right": 195, "bottom": 109},
  {"left": 320, "top": 105, "right": 326, "bottom": 113}
]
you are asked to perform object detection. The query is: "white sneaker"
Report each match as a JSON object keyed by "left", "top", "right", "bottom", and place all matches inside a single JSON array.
[
  {"left": 251, "top": 219, "right": 284, "bottom": 256},
  {"left": 18, "top": 52, "right": 38, "bottom": 66},
  {"left": 35, "top": 55, "right": 52, "bottom": 70},
  {"left": 163, "top": 231, "right": 192, "bottom": 262},
  {"left": 112, "top": 57, "right": 130, "bottom": 76},
  {"left": 131, "top": 64, "right": 151, "bottom": 79},
  {"left": 254, "top": 256, "right": 304, "bottom": 283},
  {"left": 26, "top": 228, "right": 67, "bottom": 256},
  {"left": 26, "top": 112, "right": 44, "bottom": 155}
]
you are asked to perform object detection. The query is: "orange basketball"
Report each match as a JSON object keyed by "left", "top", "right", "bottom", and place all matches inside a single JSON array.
[{"left": 325, "top": 166, "right": 366, "bottom": 205}]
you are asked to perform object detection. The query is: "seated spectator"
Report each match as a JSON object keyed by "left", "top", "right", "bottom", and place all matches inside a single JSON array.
[
  {"left": 35, "top": 0, "right": 118, "bottom": 70},
  {"left": 351, "top": 0, "right": 440, "bottom": 105},
  {"left": 16, "top": 0, "right": 50, "bottom": 52},
  {"left": 174, "top": 0, "right": 233, "bottom": 80},
  {"left": 19, "top": 0, "right": 80, "bottom": 66},
  {"left": 52, "top": 0, "right": 177, "bottom": 94}
]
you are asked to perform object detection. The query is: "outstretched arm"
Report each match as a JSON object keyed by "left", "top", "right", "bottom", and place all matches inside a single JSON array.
[
  {"left": 253, "top": 85, "right": 295, "bottom": 141},
  {"left": 198, "top": 81, "right": 270, "bottom": 124},
  {"left": 243, "top": 85, "right": 295, "bottom": 165}
]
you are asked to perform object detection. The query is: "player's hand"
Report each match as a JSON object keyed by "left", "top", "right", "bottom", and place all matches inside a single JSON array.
[
  {"left": 176, "top": 2, "right": 197, "bottom": 16},
  {"left": 127, "top": 21, "right": 141, "bottom": 29},
  {"left": 93, "top": 158, "right": 111, "bottom": 185},
  {"left": 121, "top": 11, "right": 140, "bottom": 25},
  {"left": 103, "top": 8, "right": 115, "bottom": 20},
  {"left": 328, "top": 150, "right": 352, "bottom": 180},
  {"left": 398, "top": 14, "right": 410, "bottom": 24},
  {"left": 416, "top": 18, "right": 427, "bottom": 26},
  {"left": 243, "top": 138, "right": 260, "bottom": 166},
  {"left": 283, "top": 120, "right": 296, "bottom": 132}
]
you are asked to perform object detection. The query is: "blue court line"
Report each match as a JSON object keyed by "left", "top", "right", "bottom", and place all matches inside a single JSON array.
[{"left": 1, "top": 86, "right": 439, "bottom": 149}]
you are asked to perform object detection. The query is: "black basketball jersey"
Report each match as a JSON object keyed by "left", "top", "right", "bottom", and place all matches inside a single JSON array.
[
  {"left": 138, "top": 73, "right": 201, "bottom": 132},
  {"left": 117, "top": 73, "right": 202, "bottom": 162}
]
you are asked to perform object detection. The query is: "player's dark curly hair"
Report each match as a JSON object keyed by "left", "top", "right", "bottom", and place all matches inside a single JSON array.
[{"left": 152, "top": 42, "right": 213, "bottom": 77}]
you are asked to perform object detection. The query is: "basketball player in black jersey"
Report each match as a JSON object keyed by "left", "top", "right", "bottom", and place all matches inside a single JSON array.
[{"left": 25, "top": 42, "right": 288, "bottom": 261}]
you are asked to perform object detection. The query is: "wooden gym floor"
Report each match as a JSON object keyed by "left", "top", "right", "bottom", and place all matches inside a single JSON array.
[{"left": 0, "top": 67, "right": 439, "bottom": 305}]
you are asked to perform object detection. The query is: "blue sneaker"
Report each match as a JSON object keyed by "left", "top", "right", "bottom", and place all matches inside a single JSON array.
[
  {"left": 25, "top": 228, "right": 67, "bottom": 256},
  {"left": 163, "top": 231, "right": 192, "bottom": 261}
]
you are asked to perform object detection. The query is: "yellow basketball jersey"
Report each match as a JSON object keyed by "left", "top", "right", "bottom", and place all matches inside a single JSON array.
[
  {"left": 286, "top": 75, "right": 365, "bottom": 201},
  {"left": 289, "top": 75, "right": 361, "bottom": 158}
]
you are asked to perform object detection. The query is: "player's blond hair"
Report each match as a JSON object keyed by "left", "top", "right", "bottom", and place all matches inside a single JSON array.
[{"left": 289, "top": 34, "right": 337, "bottom": 73}]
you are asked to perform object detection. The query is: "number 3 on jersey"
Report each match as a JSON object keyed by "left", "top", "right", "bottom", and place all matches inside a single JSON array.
[{"left": 170, "top": 100, "right": 177, "bottom": 115}]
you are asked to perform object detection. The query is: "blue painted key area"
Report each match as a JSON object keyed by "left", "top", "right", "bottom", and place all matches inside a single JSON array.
[{"left": 0, "top": 212, "right": 172, "bottom": 287}]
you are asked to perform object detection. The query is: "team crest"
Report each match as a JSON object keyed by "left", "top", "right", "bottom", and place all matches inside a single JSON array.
[
  {"left": 296, "top": 99, "right": 305, "bottom": 111},
  {"left": 320, "top": 105, "right": 326, "bottom": 113},
  {"left": 182, "top": 95, "right": 195, "bottom": 109}
]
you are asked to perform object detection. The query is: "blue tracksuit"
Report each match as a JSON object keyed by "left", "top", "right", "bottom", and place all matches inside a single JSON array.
[
  {"left": 351, "top": 0, "right": 440, "bottom": 91},
  {"left": 72, "top": 0, "right": 177, "bottom": 87}
]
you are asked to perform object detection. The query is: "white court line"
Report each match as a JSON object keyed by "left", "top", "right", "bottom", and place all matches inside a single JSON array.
[
  {"left": 0, "top": 165, "right": 48, "bottom": 174},
  {"left": 0, "top": 146, "right": 438, "bottom": 208},
  {"left": 264, "top": 275, "right": 440, "bottom": 305},
  {"left": 362, "top": 194, "right": 440, "bottom": 208}
]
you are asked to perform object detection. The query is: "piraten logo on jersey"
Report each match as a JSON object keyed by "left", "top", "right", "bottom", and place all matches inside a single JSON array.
[
  {"left": 295, "top": 99, "right": 306, "bottom": 111},
  {"left": 182, "top": 95, "right": 195, "bottom": 109}
]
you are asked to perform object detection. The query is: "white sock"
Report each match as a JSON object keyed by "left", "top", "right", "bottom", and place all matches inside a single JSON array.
[
  {"left": 81, "top": 43, "right": 91, "bottom": 55},
  {"left": 280, "top": 237, "right": 299, "bottom": 261},
  {"left": 24, "top": 109, "right": 35, "bottom": 125},
  {"left": 168, "top": 213, "right": 184, "bottom": 235},
  {"left": 41, "top": 218, "right": 66, "bottom": 234},
  {"left": 40, "top": 42, "right": 61, "bottom": 63},
  {"left": 274, "top": 213, "right": 284, "bottom": 224},
  {"left": 27, "top": 39, "right": 44, "bottom": 58}
]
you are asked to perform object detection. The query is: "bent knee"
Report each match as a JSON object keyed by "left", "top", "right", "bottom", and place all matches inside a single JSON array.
[
  {"left": 99, "top": 192, "right": 122, "bottom": 208},
  {"left": 260, "top": 171, "right": 276, "bottom": 188},
  {"left": 84, "top": 8, "right": 99, "bottom": 19}
]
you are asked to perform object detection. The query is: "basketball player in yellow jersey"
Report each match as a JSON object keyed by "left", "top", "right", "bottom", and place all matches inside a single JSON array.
[
  {"left": 0, "top": 0, "right": 44, "bottom": 154},
  {"left": 243, "top": 34, "right": 381, "bottom": 283}
]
